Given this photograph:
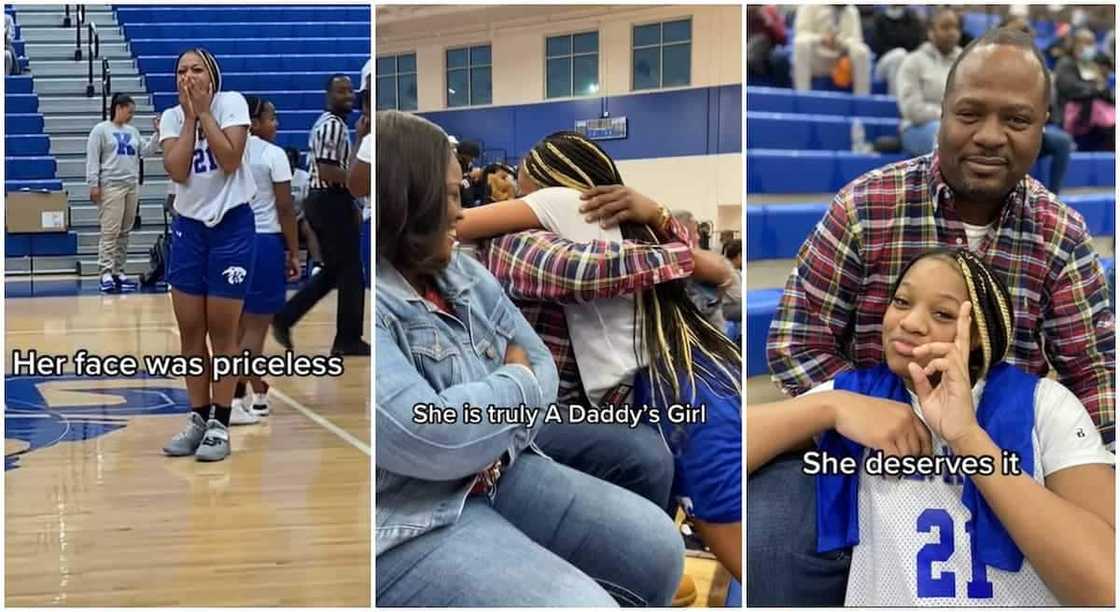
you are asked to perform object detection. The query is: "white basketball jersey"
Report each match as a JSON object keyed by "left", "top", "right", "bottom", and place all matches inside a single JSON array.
[
  {"left": 844, "top": 439, "right": 1058, "bottom": 606},
  {"left": 804, "top": 376, "right": 1114, "bottom": 606}
]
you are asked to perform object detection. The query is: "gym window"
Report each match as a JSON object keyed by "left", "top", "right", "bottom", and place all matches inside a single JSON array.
[
  {"left": 546, "top": 31, "right": 600, "bottom": 99},
  {"left": 447, "top": 44, "right": 492, "bottom": 107},
  {"left": 376, "top": 53, "right": 417, "bottom": 111},
  {"left": 632, "top": 18, "right": 691, "bottom": 91}
]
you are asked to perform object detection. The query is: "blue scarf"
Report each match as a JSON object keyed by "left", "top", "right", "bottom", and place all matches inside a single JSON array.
[{"left": 816, "top": 362, "right": 1037, "bottom": 572}]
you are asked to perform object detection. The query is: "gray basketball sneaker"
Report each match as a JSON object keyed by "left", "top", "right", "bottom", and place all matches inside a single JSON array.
[
  {"left": 195, "top": 419, "right": 231, "bottom": 462},
  {"left": 163, "top": 412, "right": 207, "bottom": 456}
]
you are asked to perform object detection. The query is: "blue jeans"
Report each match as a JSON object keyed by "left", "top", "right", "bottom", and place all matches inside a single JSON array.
[
  {"left": 901, "top": 121, "right": 939, "bottom": 157},
  {"left": 1040, "top": 124, "right": 1073, "bottom": 194},
  {"left": 747, "top": 453, "right": 851, "bottom": 605},
  {"left": 533, "top": 410, "right": 675, "bottom": 514},
  {"left": 376, "top": 455, "right": 684, "bottom": 606}
]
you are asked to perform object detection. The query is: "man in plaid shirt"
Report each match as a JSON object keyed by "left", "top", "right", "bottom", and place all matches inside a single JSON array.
[{"left": 751, "top": 29, "right": 1115, "bottom": 606}]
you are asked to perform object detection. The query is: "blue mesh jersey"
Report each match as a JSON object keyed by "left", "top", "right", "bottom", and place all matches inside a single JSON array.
[{"left": 634, "top": 353, "right": 741, "bottom": 524}]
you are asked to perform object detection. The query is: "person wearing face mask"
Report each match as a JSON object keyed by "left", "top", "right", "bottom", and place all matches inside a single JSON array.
[{"left": 1055, "top": 28, "right": 1116, "bottom": 152}]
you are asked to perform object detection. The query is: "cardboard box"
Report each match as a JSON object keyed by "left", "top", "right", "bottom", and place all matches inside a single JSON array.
[{"left": 6, "top": 191, "right": 69, "bottom": 233}]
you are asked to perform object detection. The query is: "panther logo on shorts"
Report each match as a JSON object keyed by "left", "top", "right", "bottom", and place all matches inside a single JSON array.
[{"left": 222, "top": 266, "right": 247, "bottom": 285}]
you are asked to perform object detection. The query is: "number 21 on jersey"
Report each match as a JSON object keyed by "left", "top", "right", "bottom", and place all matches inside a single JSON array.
[
  {"left": 916, "top": 508, "right": 994, "bottom": 599},
  {"left": 192, "top": 147, "right": 219, "bottom": 175}
]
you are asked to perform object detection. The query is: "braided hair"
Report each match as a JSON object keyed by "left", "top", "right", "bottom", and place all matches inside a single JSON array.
[
  {"left": 176, "top": 47, "right": 221, "bottom": 93},
  {"left": 890, "top": 248, "right": 1014, "bottom": 383},
  {"left": 521, "top": 131, "right": 742, "bottom": 405}
]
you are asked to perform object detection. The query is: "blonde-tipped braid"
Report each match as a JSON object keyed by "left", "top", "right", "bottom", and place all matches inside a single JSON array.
[
  {"left": 524, "top": 130, "right": 742, "bottom": 410},
  {"left": 957, "top": 258, "right": 992, "bottom": 380}
]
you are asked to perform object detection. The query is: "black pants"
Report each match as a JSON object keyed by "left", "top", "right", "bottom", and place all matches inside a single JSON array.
[{"left": 276, "top": 188, "right": 365, "bottom": 347}]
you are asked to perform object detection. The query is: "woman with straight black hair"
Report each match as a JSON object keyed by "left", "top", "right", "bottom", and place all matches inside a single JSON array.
[
  {"left": 375, "top": 110, "right": 684, "bottom": 607},
  {"left": 85, "top": 92, "right": 160, "bottom": 292}
]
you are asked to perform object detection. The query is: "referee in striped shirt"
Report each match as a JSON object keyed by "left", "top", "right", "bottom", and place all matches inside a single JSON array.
[{"left": 273, "top": 73, "right": 369, "bottom": 355}]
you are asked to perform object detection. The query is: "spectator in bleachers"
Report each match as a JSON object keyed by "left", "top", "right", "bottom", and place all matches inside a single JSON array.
[
  {"left": 274, "top": 74, "right": 368, "bottom": 356},
  {"left": 5, "top": 12, "right": 17, "bottom": 76},
  {"left": 85, "top": 93, "right": 161, "bottom": 293},
  {"left": 747, "top": 5, "right": 790, "bottom": 87},
  {"left": 754, "top": 28, "right": 1114, "bottom": 605},
  {"left": 792, "top": 5, "right": 871, "bottom": 96},
  {"left": 868, "top": 6, "right": 926, "bottom": 96},
  {"left": 375, "top": 110, "right": 682, "bottom": 607},
  {"left": 159, "top": 48, "right": 257, "bottom": 463},
  {"left": 1056, "top": 28, "right": 1116, "bottom": 152},
  {"left": 897, "top": 8, "right": 961, "bottom": 157},
  {"left": 1003, "top": 16, "right": 1076, "bottom": 194}
]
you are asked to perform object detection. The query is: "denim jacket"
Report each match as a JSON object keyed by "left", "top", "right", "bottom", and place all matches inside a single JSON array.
[{"left": 375, "top": 251, "right": 560, "bottom": 556}]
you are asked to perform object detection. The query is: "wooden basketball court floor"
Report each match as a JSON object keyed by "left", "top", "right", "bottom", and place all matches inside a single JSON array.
[{"left": 5, "top": 285, "right": 370, "bottom": 606}]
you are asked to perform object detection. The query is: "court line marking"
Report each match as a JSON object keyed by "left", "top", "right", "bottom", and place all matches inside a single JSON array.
[
  {"left": 6, "top": 326, "right": 176, "bottom": 336},
  {"left": 164, "top": 326, "right": 370, "bottom": 457}
]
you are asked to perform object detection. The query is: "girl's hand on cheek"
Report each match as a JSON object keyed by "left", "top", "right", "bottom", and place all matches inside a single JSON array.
[{"left": 908, "top": 301, "right": 983, "bottom": 447}]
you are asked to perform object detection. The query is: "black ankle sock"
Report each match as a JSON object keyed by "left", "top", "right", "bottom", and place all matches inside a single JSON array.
[
  {"left": 234, "top": 381, "right": 247, "bottom": 399},
  {"left": 191, "top": 406, "right": 211, "bottom": 421},
  {"left": 213, "top": 404, "right": 232, "bottom": 427}
]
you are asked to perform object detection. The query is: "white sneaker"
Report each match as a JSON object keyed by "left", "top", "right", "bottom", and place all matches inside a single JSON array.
[
  {"left": 230, "top": 397, "right": 259, "bottom": 425},
  {"left": 250, "top": 391, "right": 271, "bottom": 417}
]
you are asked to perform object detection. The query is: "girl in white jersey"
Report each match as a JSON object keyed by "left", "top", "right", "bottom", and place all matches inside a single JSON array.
[
  {"left": 747, "top": 249, "right": 1114, "bottom": 606},
  {"left": 160, "top": 48, "right": 257, "bottom": 462},
  {"left": 230, "top": 96, "right": 301, "bottom": 425}
]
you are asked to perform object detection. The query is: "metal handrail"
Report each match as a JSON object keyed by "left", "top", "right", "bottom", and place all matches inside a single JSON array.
[
  {"left": 85, "top": 23, "right": 98, "bottom": 97},
  {"left": 100, "top": 57, "right": 110, "bottom": 120}
]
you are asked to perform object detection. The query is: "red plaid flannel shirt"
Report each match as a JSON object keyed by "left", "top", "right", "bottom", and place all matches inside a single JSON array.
[
  {"left": 767, "top": 152, "right": 1116, "bottom": 427},
  {"left": 482, "top": 218, "right": 695, "bottom": 404}
]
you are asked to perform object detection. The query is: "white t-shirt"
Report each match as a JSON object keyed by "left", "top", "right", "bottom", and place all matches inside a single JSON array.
[
  {"left": 246, "top": 135, "right": 293, "bottom": 234},
  {"left": 962, "top": 222, "right": 991, "bottom": 251},
  {"left": 159, "top": 91, "right": 256, "bottom": 227},
  {"left": 806, "top": 376, "right": 1113, "bottom": 606},
  {"left": 521, "top": 186, "right": 645, "bottom": 405},
  {"left": 361, "top": 58, "right": 372, "bottom": 92},
  {"left": 357, "top": 133, "right": 371, "bottom": 220}
]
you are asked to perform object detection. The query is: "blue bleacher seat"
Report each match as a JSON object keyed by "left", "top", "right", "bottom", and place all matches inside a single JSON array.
[
  {"left": 4, "top": 232, "right": 78, "bottom": 257},
  {"left": 145, "top": 73, "right": 364, "bottom": 97},
  {"left": 138, "top": 54, "right": 368, "bottom": 75},
  {"left": 152, "top": 91, "right": 362, "bottom": 113},
  {"left": 5, "top": 156, "right": 57, "bottom": 180},
  {"left": 746, "top": 289, "right": 783, "bottom": 376},
  {"left": 747, "top": 111, "right": 899, "bottom": 150},
  {"left": 5, "top": 75, "right": 33, "bottom": 94},
  {"left": 122, "top": 22, "right": 369, "bottom": 39},
  {"left": 129, "top": 38, "right": 370, "bottom": 57},
  {"left": 6, "top": 113, "right": 45, "bottom": 135},
  {"left": 6, "top": 135, "right": 49, "bottom": 156},
  {"left": 114, "top": 7, "right": 370, "bottom": 24},
  {"left": 747, "top": 86, "right": 898, "bottom": 118},
  {"left": 749, "top": 150, "right": 1115, "bottom": 194},
  {"left": 5, "top": 180, "right": 63, "bottom": 192},
  {"left": 5, "top": 94, "right": 38, "bottom": 114}
]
